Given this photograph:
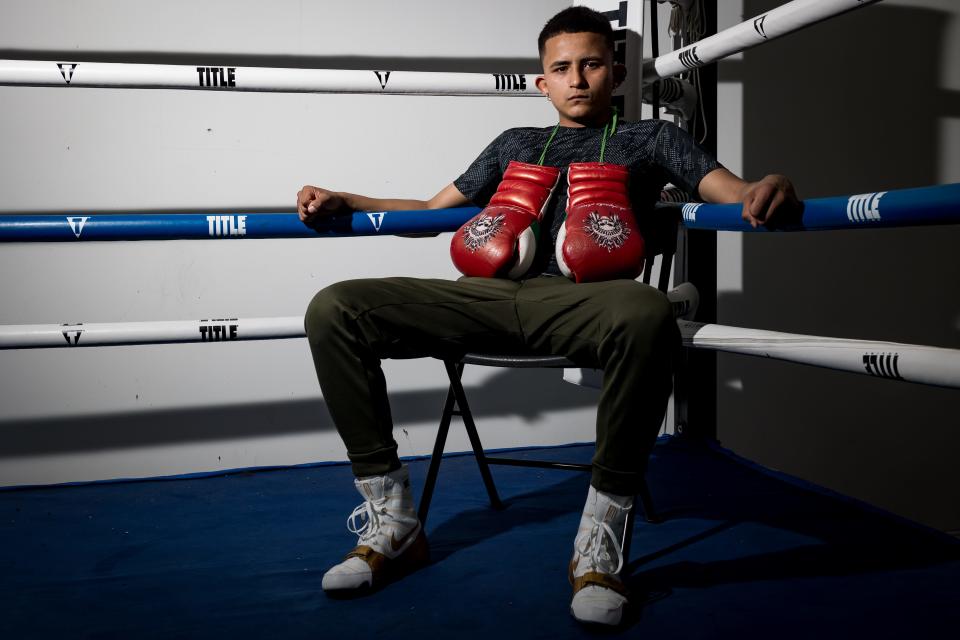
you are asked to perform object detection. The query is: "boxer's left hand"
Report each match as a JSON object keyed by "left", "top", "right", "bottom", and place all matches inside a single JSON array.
[{"left": 740, "top": 174, "right": 800, "bottom": 229}]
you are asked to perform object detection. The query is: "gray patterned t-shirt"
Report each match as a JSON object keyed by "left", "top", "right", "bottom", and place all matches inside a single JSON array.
[{"left": 453, "top": 119, "right": 722, "bottom": 276}]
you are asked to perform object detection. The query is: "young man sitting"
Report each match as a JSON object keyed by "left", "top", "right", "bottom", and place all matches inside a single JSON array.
[{"left": 297, "top": 6, "right": 797, "bottom": 627}]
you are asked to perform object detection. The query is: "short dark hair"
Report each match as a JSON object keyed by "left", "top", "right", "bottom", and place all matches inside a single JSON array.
[{"left": 537, "top": 6, "right": 615, "bottom": 59}]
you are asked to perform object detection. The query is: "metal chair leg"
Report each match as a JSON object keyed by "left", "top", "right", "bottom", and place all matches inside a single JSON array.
[
  {"left": 623, "top": 479, "right": 658, "bottom": 567},
  {"left": 417, "top": 378, "right": 458, "bottom": 526},
  {"left": 637, "top": 477, "right": 660, "bottom": 524},
  {"left": 444, "top": 360, "right": 504, "bottom": 511}
]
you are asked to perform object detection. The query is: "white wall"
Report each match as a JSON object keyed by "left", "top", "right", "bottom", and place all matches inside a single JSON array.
[{"left": 715, "top": 0, "right": 960, "bottom": 533}]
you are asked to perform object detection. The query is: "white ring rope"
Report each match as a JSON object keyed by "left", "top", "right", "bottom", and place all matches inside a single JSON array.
[
  {"left": 3, "top": 286, "right": 958, "bottom": 390},
  {"left": 0, "top": 61, "right": 543, "bottom": 97},
  {"left": 678, "top": 320, "right": 960, "bottom": 390},
  {"left": 0, "top": 317, "right": 306, "bottom": 349},
  {"left": 643, "top": 0, "right": 882, "bottom": 82}
]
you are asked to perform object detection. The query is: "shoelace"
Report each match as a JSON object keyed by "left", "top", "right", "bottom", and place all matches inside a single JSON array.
[
  {"left": 574, "top": 514, "right": 628, "bottom": 576},
  {"left": 346, "top": 499, "right": 387, "bottom": 543}
]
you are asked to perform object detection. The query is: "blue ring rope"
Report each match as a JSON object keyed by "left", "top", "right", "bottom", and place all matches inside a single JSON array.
[
  {"left": 1, "top": 183, "right": 957, "bottom": 242},
  {"left": 0, "top": 207, "right": 481, "bottom": 242},
  {"left": 675, "top": 183, "right": 960, "bottom": 231}
]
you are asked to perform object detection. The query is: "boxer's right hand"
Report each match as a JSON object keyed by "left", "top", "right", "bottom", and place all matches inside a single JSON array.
[{"left": 297, "top": 185, "right": 346, "bottom": 222}]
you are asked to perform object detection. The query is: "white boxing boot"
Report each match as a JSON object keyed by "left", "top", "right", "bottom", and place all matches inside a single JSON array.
[
  {"left": 569, "top": 485, "right": 633, "bottom": 626},
  {"left": 322, "top": 465, "right": 429, "bottom": 594}
]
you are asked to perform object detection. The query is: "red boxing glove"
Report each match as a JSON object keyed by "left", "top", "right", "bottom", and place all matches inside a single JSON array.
[
  {"left": 451, "top": 161, "right": 560, "bottom": 279},
  {"left": 556, "top": 162, "right": 645, "bottom": 283}
]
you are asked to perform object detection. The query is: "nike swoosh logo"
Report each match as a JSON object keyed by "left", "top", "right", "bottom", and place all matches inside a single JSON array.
[{"left": 390, "top": 525, "right": 418, "bottom": 552}]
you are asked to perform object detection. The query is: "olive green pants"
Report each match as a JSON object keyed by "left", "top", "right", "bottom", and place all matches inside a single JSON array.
[{"left": 304, "top": 275, "right": 679, "bottom": 496}]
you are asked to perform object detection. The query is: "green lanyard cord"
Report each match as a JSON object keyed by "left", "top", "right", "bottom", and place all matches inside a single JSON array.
[
  {"left": 537, "top": 107, "right": 618, "bottom": 166},
  {"left": 599, "top": 107, "right": 618, "bottom": 163},
  {"left": 537, "top": 122, "right": 561, "bottom": 166}
]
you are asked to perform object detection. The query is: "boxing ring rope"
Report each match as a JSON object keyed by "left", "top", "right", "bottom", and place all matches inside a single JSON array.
[
  {"left": 0, "top": 61, "right": 544, "bottom": 97},
  {"left": 680, "top": 183, "right": 960, "bottom": 232},
  {"left": 0, "top": 317, "right": 306, "bottom": 349},
  {"left": 0, "top": 208, "right": 481, "bottom": 242},
  {"left": 677, "top": 322, "right": 960, "bottom": 390},
  {"left": 642, "top": 0, "right": 881, "bottom": 83},
  {"left": 1, "top": 183, "right": 957, "bottom": 242},
  {"left": 3, "top": 284, "right": 958, "bottom": 390},
  {"left": 0, "top": 0, "right": 880, "bottom": 96}
]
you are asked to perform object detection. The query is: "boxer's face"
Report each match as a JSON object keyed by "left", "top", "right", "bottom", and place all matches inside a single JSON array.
[{"left": 536, "top": 31, "right": 624, "bottom": 127}]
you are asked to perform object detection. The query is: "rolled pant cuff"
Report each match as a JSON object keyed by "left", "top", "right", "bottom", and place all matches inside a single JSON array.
[
  {"left": 348, "top": 445, "right": 402, "bottom": 479},
  {"left": 591, "top": 461, "right": 647, "bottom": 497}
]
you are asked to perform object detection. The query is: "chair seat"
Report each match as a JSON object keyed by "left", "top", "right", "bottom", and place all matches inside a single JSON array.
[{"left": 459, "top": 353, "right": 574, "bottom": 368}]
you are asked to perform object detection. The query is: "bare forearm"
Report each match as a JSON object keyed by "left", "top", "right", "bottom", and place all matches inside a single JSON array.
[
  {"left": 341, "top": 183, "right": 468, "bottom": 212},
  {"left": 698, "top": 167, "right": 749, "bottom": 204},
  {"left": 297, "top": 182, "right": 468, "bottom": 223},
  {"left": 338, "top": 193, "right": 430, "bottom": 212}
]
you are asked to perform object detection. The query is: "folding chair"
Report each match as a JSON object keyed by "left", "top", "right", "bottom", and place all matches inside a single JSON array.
[{"left": 418, "top": 209, "right": 685, "bottom": 562}]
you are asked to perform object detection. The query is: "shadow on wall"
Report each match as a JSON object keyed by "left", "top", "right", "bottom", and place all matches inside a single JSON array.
[
  {"left": 716, "top": 2, "right": 960, "bottom": 531},
  {"left": 0, "top": 366, "right": 598, "bottom": 458}
]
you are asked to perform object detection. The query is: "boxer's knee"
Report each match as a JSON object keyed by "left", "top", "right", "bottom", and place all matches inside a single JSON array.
[
  {"left": 593, "top": 284, "right": 678, "bottom": 368},
  {"left": 304, "top": 280, "right": 369, "bottom": 341},
  {"left": 609, "top": 284, "right": 674, "bottom": 340}
]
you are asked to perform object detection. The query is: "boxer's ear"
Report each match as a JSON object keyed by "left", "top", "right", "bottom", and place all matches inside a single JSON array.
[{"left": 535, "top": 75, "right": 549, "bottom": 96}]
